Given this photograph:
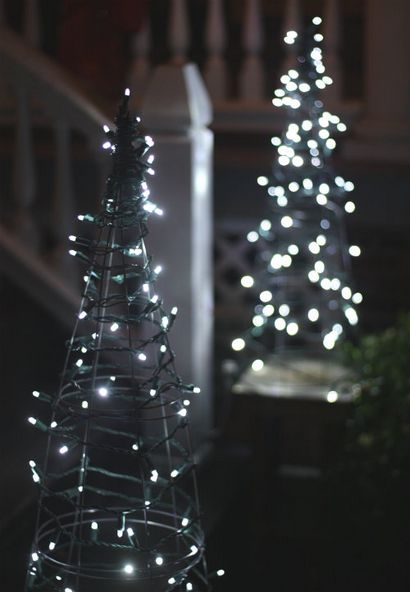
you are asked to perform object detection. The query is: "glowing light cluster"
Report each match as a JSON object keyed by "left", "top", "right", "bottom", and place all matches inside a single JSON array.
[{"left": 232, "top": 16, "right": 361, "bottom": 365}]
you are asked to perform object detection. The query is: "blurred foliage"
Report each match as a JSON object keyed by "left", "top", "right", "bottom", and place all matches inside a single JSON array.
[{"left": 325, "top": 314, "right": 410, "bottom": 563}]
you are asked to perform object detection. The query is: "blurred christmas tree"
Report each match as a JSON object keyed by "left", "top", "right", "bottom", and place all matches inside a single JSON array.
[
  {"left": 25, "top": 90, "right": 213, "bottom": 592},
  {"left": 232, "top": 16, "right": 362, "bottom": 379}
]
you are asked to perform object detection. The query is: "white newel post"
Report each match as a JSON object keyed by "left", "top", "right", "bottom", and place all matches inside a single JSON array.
[
  {"left": 141, "top": 64, "right": 214, "bottom": 447},
  {"left": 324, "top": 0, "right": 342, "bottom": 105},
  {"left": 346, "top": 0, "right": 410, "bottom": 162},
  {"left": 239, "top": 0, "right": 264, "bottom": 101},
  {"left": 204, "top": 0, "right": 227, "bottom": 101}
]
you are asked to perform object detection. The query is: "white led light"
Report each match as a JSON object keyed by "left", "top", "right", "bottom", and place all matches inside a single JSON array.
[
  {"left": 81, "top": 400, "right": 88, "bottom": 409},
  {"left": 124, "top": 87, "right": 131, "bottom": 96},
  {"left": 327, "top": 390, "right": 338, "bottom": 403},
  {"left": 150, "top": 470, "right": 159, "bottom": 483},
  {"left": 312, "top": 16, "right": 322, "bottom": 25},
  {"left": 288, "top": 182, "right": 299, "bottom": 192},
  {"left": 345, "top": 307, "right": 359, "bottom": 325},
  {"left": 102, "top": 141, "right": 111, "bottom": 149},
  {"left": 59, "top": 445, "right": 68, "bottom": 454},
  {"left": 169, "top": 578, "right": 176, "bottom": 585},
  {"left": 288, "top": 244, "right": 299, "bottom": 255},
  {"left": 349, "top": 245, "right": 361, "bottom": 257},
  {"left": 78, "top": 311, "right": 87, "bottom": 320},
  {"left": 286, "top": 322, "right": 299, "bottom": 336},
  {"left": 260, "top": 290, "right": 272, "bottom": 303},
  {"left": 352, "top": 292, "right": 363, "bottom": 304},
  {"left": 342, "top": 287, "right": 352, "bottom": 300},
  {"left": 344, "top": 181, "right": 354, "bottom": 192},
  {"left": 262, "top": 304, "right": 274, "bottom": 317},
  {"left": 28, "top": 417, "right": 37, "bottom": 425},
  {"left": 231, "top": 338, "right": 245, "bottom": 351},
  {"left": 98, "top": 387, "right": 108, "bottom": 397},
  {"left": 76, "top": 359, "right": 83, "bottom": 368},
  {"left": 155, "top": 556, "right": 164, "bottom": 566},
  {"left": 279, "top": 304, "right": 290, "bottom": 316},
  {"left": 274, "top": 318, "right": 286, "bottom": 331},
  {"left": 302, "top": 120, "right": 313, "bottom": 131},
  {"left": 271, "top": 136, "right": 281, "bottom": 146},
  {"left": 49, "top": 541, "right": 56, "bottom": 551},
  {"left": 308, "top": 308, "right": 319, "bottom": 322},
  {"left": 123, "top": 564, "right": 134, "bottom": 574},
  {"left": 171, "top": 469, "right": 179, "bottom": 478},
  {"left": 257, "top": 176, "right": 269, "bottom": 186},
  {"left": 252, "top": 315, "right": 264, "bottom": 327},
  {"left": 178, "top": 408, "right": 187, "bottom": 417},
  {"left": 217, "top": 569, "right": 225, "bottom": 576},
  {"left": 260, "top": 219, "right": 271, "bottom": 231},
  {"left": 110, "top": 322, "right": 119, "bottom": 332},
  {"left": 181, "top": 517, "right": 189, "bottom": 527},
  {"left": 308, "top": 241, "right": 320, "bottom": 254},
  {"left": 281, "top": 216, "right": 293, "bottom": 228},
  {"left": 345, "top": 201, "right": 355, "bottom": 213},
  {"left": 91, "top": 522, "right": 98, "bottom": 530},
  {"left": 241, "top": 275, "right": 254, "bottom": 288},
  {"left": 69, "top": 249, "right": 77, "bottom": 257},
  {"left": 138, "top": 353, "right": 147, "bottom": 361},
  {"left": 247, "top": 231, "right": 259, "bottom": 243},
  {"left": 252, "top": 359, "right": 264, "bottom": 372},
  {"left": 271, "top": 254, "right": 282, "bottom": 269},
  {"left": 32, "top": 552, "right": 39, "bottom": 562}
]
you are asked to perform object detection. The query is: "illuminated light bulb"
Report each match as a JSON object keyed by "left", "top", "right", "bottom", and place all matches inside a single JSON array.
[
  {"left": 281, "top": 254, "right": 292, "bottom": 267},
  {"left": 232, "top": 338, "right": 245, "bottom": 353},
  {"left": 127, "top": 527, "right": 134, "bottom": 537},
  {"left": 316, "top": 80, "right": 326, "bottom": 90},
  {"left": 342, "top": 287, "right": 352, "bottom": 300},
  {"left": 56, "top": 576, "right": 62, "bottom": 581},
  {"left": 326, "top": 138, "right": 336, "bottom": 150},
  {"left": 247, "top": 231, "right": 259, "bottom": 243},
  {"left": 153, "top": 265, "right": 162, "bottom": 275},
  {"left": 110, "top": 322, "right": 119, "bottom": 333},
  {"left": 102, "top": 141, "right": 111, "bottom": 150},
  {"left": 29, "top": 460, "right": 36, "bottom": 468},
  {"left": 274, "top": 89, "right": 285, "bottom": 97},
  {"left": 150, "top": 470, "right": 159, "bottom": 483},
  {"left": 151, "top": 295, "right": 159, "bottom": 304},
  {"left": 260, "top": 219, "right": 271, "bottom": 231},
  {"left": 181, "top": 517, "right": 189, "bottom": 527},
  {"left": 123, "top": 564, "right": 134, "bottom": 574},
  {"left": 280, "top": 75, "right": 290, "bottom": 84},
  {"left": 92, "top": 332, "right": 97, "bottom": 339},
  {"left": 147, "top": 154, "right": 155, "bottom": 165},
  {"left": 288, "top": 244, "right": 299, "bottom": 255},
  {"left": 193, "top": 386, "right": 201, "bottom": 394},
  {"left": 145, "top": 500, "right": 151, "bottom": 506},
  {"left": 252, "top": 359, "right": 264, "bottom": 372},
  {"left": 308, "top": 270, "right": 320, "bottom": 283},
  {"left": 352, "top": 292, "right": 363, "bottom": 304},
  {"left": 312, "top": 157, "right": 321, "bottom": 166},
  {"left": 32, "top": 552, "right": 39, "bottom": 562},
  {"left": 68, "top": 249, "right": 77, "bottom": 257},
  {"left": 323, "top": 333, "right": 336, "bottom": 350},
  {"left": 124, "top": 87, "right": 131, "bottom": 96},
  {"left": 155, "top": 207, "right": 163, "bottom": 216},
  {"left": 262, "top": 304, "right": 274, "bottom": 317},
  {"left": 345, "top": 201, "right": 355, "bottom": 213},
  {"left": 288, "top": 182, "right": 299, "bottom": 192},
  {"left": 187, "top": 584, "right": 193, "bottom": 591},
  {"left": 312, "top": 16, "right": 322, "bottom": 25},
  {"left": 217, "top": 569, "right": 225, "bottom": 576},
  {"left": 155, "top": 556, "right": 164, "bottom": 566},
  {"left": 110, "top": 376, "right": 116, "bottom": 381},
  {"left": 279, "top": 304, "right": 290, "bottom": 316},
  {"left": 68, "top": 235, "right": 77, "bottom": 243},
  {"left": 303, "top": 178, "right": 313, "bottom": 190},
  {"left": 78, "top": 485, "right": 83, "bottom": 493},
  {"left": 50, "top": 421, "right": 57, "bottom": 428},
  {"left": 161, "top": 316, "right": 169, "bottom": 328},
  {"left": 178, "top": 408, "right": 187, "bottom": 417},
  {"left": 315, "top": 261, "right": 325, "bottom": 273},
  {"left": 314, "top": 33, "right": 324, "bottom": 42},
  {"left": 49, "top": 541, "right": 56, "bottom": 551},
  {"left": 32, "top": 390, "right": 40, "bottom": 398},
  {"left": 241, "top": 275, "right": 254, "bottom": 288},
  {"left": 288, "top": 69, "right": 298, "bottom": 79},
  {"left": 76, "top": 359, "right": 83, "bottom": 368},
  {"left": 344, "top": 181, "right": 354, "bottom": 191},
  {"left": 78, "top": 311, "right": 87, "bottom": 320},
  {"left": 299, "top": 83, "right": 310, "bottom": 93},
  {"left": 59, "top": 445, "right": 68, "bottom": 454},
  {"left": 271, "top": 136, "right": 281, "bottom": 146},
  {"left": 257, "top": 176, "right": 269, "bottom": 186},
  {"left": 319, "top": 183, "right": 330, "bottom": 194},
  {"left": 98, "top": 387, "right": 108, "bottom": 397},
  {"left": 321, "top": 278, "right": 331, "bottom": 290},
  {"left": 132, "top": 443, "right": 139, "bottom": 451},
  {"left": 274, "top": 318, "right": 286, "bottom": 331},
  {"left": 81, "top": 400, "right": 88, "bottom": 409},
  {"left": 337, "top": 123, "right": 347, "bottom": 132},
  {"left": 331, "top": 278, "right": 341, "bottom": 290},
  {"left": 327, "top": 390, "right": 338, "bottom": 403},
  {"left": 286, "top": 81, "right": 297, "bottom": 92},
  {"left": 278, "top": 155, "right": 290, "bottom": 166},
  {"left": 345, "top": 307, "right": 358, "bottom": 325},
  {"left": 171, "top": 469, "right": 179, "bottom": 478},
  {"left": 28, "top": 417, "right": 37, "bottom": 425},
  {"left": 349, "top": 245, "right": 361, "bottom": 257},
  {"left": 277, "top": 196, "right": 288, "bottom": 207},
  {"left": 333, "top": 323, "right": 343, "bottom": 335},
  {"left": 316, "top": 235, "right": 326, "bottom": 246},
  {"left": 91, "top": 522, "right": 98, "bottom": 530},
  {"left": 308, "top": 241, "right": 320, "bottom": 254},
  {"left": 138, "top": 353, "right": 147, "bottom": 361},
  {"left": 308, "top": 308, "right": 319, "bottom": 322},
  {"left": 302, "top": 120, "right": 313, "bottom": 131},
  {"left": 286, "top": 322, "right": 299, "bottom": 336},
  {"left": 323, "top": 77, "right": 333, "bottom": 87},
  {"left": 281, "top": 216, "right": 293, "bottom": 228},
  {"left": 117, "top": 529, "right": 124, "bottom": 538},
  {"left": 260, "top": 290, "right": 272, "bottom": 303},
  {"left": 160, "top": 345, "right": 167, "bottom": 353},
  {"left": 81, "top": 346, "right": 87, "bottom": 353},
  {"left": 271, "top": 254, "right": 282, "bottom": 269},
  {"left": 252, "top": 315, "right": 264, "bottom": 327},
  {"left": 171, "top": 306, "right": 178, "bottom": 315},
  {"left": 168, "top": 578, "right": 176, "bottom": 585},
  {"left": 292, "top": 156, "right": 304, "bottom": 167},
  {"left": 321, "top": 219, "right": 330, "bottom": 230}
]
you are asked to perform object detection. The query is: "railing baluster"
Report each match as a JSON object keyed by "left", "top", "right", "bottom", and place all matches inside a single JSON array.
[
  {"left": 52, "top": 119, "right": 77, "bottom": 281},
  {"left": 239, "top": 0, "right": 264, "bottom": 101},
  {"left": 23, "top": 0, "right": 41, "bottom": 47},
  {"left": 324, "top": 0, "right": 342, "bottom": 104},
  {"left": 204, "top": 0, "right": 227, "bottom": 101},
  {"left": 169, "top": 0, "right": 189, "bottom": 65},
  {"left": 282, "top": 0, "right": 301, "bottom": 71},
  {"left": 129, "top": 18, "right": 151, "bottom": 106},
  {"left": 12, "top": 81, "right": 37, "bottom": 247}
]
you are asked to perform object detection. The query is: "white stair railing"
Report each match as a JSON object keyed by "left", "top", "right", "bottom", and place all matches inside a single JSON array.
[
  {"left": 204, "top": 0, "right": 227, "bottom": 100},
  {"left": 239, "top": 0, "right": 264, "bottom": 101}
]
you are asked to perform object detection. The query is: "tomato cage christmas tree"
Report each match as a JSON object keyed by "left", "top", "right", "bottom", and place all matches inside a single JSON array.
[
  {"left": 25, "top": 90, "right": 216, "bottom": 591},
  {"left": 231, "top": 17, "right": 362, "bottom": 395}
]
